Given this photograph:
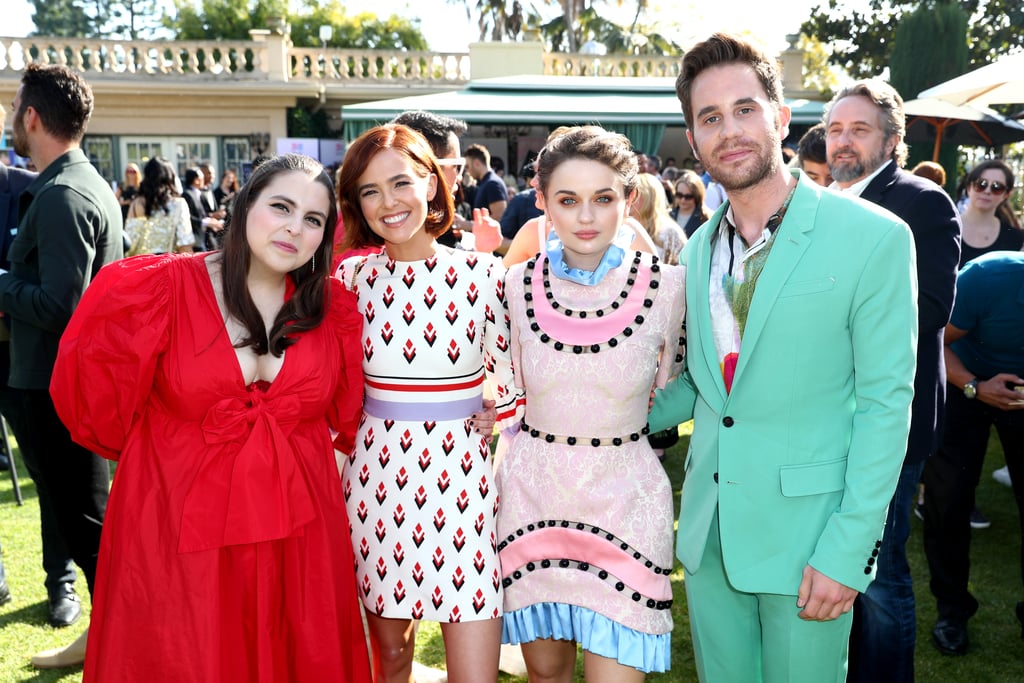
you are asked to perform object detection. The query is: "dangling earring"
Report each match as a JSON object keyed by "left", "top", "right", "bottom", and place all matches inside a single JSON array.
[{"left": 311, "top": 253, "right": 316, "bottom": 273}]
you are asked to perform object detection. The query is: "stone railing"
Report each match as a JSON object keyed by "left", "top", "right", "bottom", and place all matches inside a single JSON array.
[
  {"left": 0, "top": 36, "right": 267, "bottom": 79},
  {"left": 288, "top": 47, "right": 470, "bottom": 83},
  {"left": 543, "top": 52, "right": 681, "bottom": 78},
  {"left": 0, "top": 34, "right": 680, "bottom": 84}
]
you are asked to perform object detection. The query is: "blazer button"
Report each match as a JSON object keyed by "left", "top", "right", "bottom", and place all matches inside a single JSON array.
[
  {"left": 713, "top": 472, "right": 719, "bottom": 483},
  {"left": 722, "top": 416, "right": 734, "bottom": 427}
]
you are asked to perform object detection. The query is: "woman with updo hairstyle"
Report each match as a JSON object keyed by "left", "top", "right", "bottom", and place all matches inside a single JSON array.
[
  {"left": 959, "top": 159, "right": 1023, "bottom": 267},
  {"left": 336, "top": 123, "right": 521, "bottom": 683},
  {"left": 497, "top": 125, "right": 686, "bottom": 680}
]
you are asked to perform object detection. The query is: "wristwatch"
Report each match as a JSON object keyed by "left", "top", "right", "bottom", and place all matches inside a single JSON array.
[{"left": 963, "top": 378, "right": 979, "bottom": 400}]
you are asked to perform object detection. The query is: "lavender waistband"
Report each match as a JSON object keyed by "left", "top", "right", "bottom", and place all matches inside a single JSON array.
[{"left": 363, "top": 394, "right": 483, "bottom": 422}]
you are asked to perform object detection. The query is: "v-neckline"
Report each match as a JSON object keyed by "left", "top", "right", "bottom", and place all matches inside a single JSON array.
[{"left": 198, "top": 253, "right": 290, "bottom": 391}]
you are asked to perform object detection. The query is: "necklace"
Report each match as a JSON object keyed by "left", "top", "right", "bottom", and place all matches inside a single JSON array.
[{"left": 523, "top": 252, "right": 661, "bottom": 353}]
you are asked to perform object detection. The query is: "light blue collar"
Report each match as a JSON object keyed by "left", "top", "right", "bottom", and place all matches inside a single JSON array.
[{"left": 545, "top": 225, "right": 635, "bottom": 286}]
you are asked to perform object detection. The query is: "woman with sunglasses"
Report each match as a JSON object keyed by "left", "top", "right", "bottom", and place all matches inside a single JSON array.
[
  {"left": 959, "top": 160, "right": 1023, "bottom": 267},
  {"left": 669, "top": 169, "right": 712, "bottom": 238}
]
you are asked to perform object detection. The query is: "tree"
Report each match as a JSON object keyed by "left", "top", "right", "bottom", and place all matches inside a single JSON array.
[
  {"left": 30, "top": 0, "right": 95, "bottom": 37},
  {"left": 802, "top": 0, "right": 1024, "bottom": 81},
  {"left": 105, "top": 0, "right": 164, "bottom": 40},
  {"left": 889, "top": 1, "right": 968, "bottom": 175},
  {"left": 799, "top": 33, "right": 840, "bottom": 98},
  {"left": 166, "top": 0, "right": 426, "bottom": 50}
]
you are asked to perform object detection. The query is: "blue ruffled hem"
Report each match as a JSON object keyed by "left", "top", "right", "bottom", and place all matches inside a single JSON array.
[{"left": 502, "top": 602, "right": 671, "bottom": 673}]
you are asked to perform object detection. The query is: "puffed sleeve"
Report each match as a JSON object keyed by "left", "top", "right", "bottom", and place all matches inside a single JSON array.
[
  {"left": 327, "top": 276, "right": 365, "bottom": 454},
  {"left": 481, "top": 255, "right": 526, "bottom": 431},
  {"left": 50, "top": 254, "right": 174, "bottom": 460}
]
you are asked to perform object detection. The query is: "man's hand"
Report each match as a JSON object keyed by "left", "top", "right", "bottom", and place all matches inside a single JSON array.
[
  {"left": 796, "top": 565, "right": 857, "bottom": 621},
  {"left": 978, "top": 373, "right": 1024, "bottom": 411}
]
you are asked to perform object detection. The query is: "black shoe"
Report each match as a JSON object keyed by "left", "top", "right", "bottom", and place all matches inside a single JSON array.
[
  {"left": 47, "top": 583, "right": 81, "bottom": 628},
  {"left": 0, "top": 579, "right": 10, "bottom": 606},
  {"left": 0, "top": 452, "right": 8, "bottom": 470},
  {"left": 932, "top": 619, "right": 969, "bottom": 655},
  {"left": 970, "top": 507, "right": 991, "bottom": 529}
]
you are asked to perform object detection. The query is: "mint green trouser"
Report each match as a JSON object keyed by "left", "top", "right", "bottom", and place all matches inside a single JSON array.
[{"left": 684, "top": 512, "right": 853, "bottom": 683}]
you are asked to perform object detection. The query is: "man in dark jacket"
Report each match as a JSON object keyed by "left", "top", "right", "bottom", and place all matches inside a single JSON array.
[
  {"left": 826, "top": 79, "right": 961, "bottom": 682},
  {"left": 0, "top": 63, "right": 123, "bottom": 669}
]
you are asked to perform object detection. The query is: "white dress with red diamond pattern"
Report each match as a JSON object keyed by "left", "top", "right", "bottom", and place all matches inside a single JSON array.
[{"left": 338, "top": 246, "right": 524, "bottom": 623}]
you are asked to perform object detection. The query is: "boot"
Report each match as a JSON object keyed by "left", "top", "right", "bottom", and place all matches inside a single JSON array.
[{"left": 31, "top": 627, "right": 88, "bottom": 669}]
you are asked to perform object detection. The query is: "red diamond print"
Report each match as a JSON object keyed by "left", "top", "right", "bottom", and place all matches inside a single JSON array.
[
  {"left": 375, "top": 556, "right": 387, "bottom": 579},
  {"left": 460, "top": 451, "right": 474, "bottom": 475},
  {"left": 472, "top": 589, "right": 487, "bottom": 614},
  {"left": 412, "top": 600, "right": 424, "bottom": 619},
  {"left": 380, "top": 322, "right": 394, "bottom": 344},
  {"left": 474, "top": 513, "right": 486, "bottom": 535},
  {"left": 358, "top": 464, "right": 371, "bottom": 486},
  {"left": 374, "top": 483, "right": 388, "bottom": 505},
  {"left": 414, "top": 486, "right": 428, "bottom": 510},
  {"left": 365, "top": 301, "right": 376, "bottom": 323},
  {"left": 432, "top": 585, "right": 445, "bottom": 609},
  {"left": 375, "top": 594, "right": 385, "bottom": 615},
  {"left": 437, "top": 469, "right": 451, "bottom": 493},
  {"left": 400, "top": 430, "right": 414, "bottom": 453},
  {"left": 374, "top": 518, "right": 387, "bottom": 542},
  {"left": 473, "top": 550, "right": 486, "bottom": 574},
  {"left": 455, "top": 490, "right": 470, "bottom": 513},
  {"left": 452, "top": 528, "right": 466, "bottom": 551},
  {"left": 412, "top": 562, "right": 425, "bottom": 586},
  {"left": 359, "top": 538, "right": 370, "bottom": 560},
  {"left": 432, "top": 548, "right": 446, "bottom": 571},
  {"left": 403, "top": 339, "right": 417, "bottom": 363},
  {"left": 445, "top": 302, "right": 458, "bottom": 324},
  {"left": 356, "top": 501, "right": 369, "bottom": 523},
  {"left": 466, "top": 282, "right": 479, "bottom": 305},
  {"left": 395, "top": 466, "right": 409, "bottom": 489},
  {"left": 441, "top": 432, "right": 456, "bottom": 455},
  {"left": 393, "top": 542, "right": 405, "bottom": 565},
  {"left": 412, "top": 523, "right": 426, "bottom": 547},
  {"left": 424, "top": 421, "right": 436, "bottom": 434},
  {"left": 362, "top": 427, "right": 375, "bottom": 450},
  {"left": 424, "top": 286, "right": 437, "bottom": 308},
  {"left": 418, "top": 448, "right": 431, "bottom": 471},
  {"left": 425, "top": 255, "right": 438, "bottom": 271},
  {"left": 384, "top": 258, "right": 396, "bottom": 274},
  {"left": 361, "top": 574, "right": 372, "bottom": 596},
  {"left": 433, "top": 508, "right": 447, "bottom": 532},
  {"left": 478, "top": 476, "right": 490, "bottom": 498},
  {"left": 402, "top": 302, "right": 415, "bottom": 324},
  {"left": 382, "top": 285, "right": 395, "bottom": 307},
  {"left": 393, "top": 580, "right": 406, "bottom": 603},
  {"left": 452, "top": 567, "right": 466, "bottom": 590},
  {"left": 362, "top": 337, "right": 374, "bottom": 361},
  {"left": 378, "top": 445, "right": 391, "bottom": 467},
  {"left": 465, "top": 319, "right": 477, "bottom": 343},
  {"left": 366, "top": 268, "right": 378, "bottom": 287},
  {"left": 445, "top": 266, "right": 458, "bottom": 288},
  {"left": 449, "top": 605, "right": 463, "bottom": 622},
  {"left": 423, "top": 323, "right": 437, "bottom": 346},
  {"left": 393, "top": 503, "right": 406, "bottom": 527},
  {"left": 402, "top": 265, "right": 416, "bottom": 288}
]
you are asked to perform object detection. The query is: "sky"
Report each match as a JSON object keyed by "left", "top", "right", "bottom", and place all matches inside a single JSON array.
[{"left": 6, "top": 0, "right": 839, "bottom": 55}]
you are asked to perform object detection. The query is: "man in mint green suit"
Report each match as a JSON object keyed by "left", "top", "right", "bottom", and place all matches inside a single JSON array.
[{"left": 650, "top": 34, "right": 918, "bottom": 681}]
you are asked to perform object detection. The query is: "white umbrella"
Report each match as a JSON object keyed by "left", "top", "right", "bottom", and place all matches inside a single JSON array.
[
  {"left": 902, "top": 97, "right": 1024, "bottom": 160},
  {"left": 918, "top": 52, "right": 1024, "bottom": 107}
]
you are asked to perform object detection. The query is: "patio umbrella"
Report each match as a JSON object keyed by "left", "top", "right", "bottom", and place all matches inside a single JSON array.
[
  {"left": 902, "top": 97, "right": 1024, "bottom": 161},
  {"left": 917, "top": 52, "right": 1024, "bottom": 107}
]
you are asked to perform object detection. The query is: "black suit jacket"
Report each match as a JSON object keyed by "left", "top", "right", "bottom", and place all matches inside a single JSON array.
[
  {"left": 860, "top": 161, "right": 961, "bottom": 464},
  {"left": 183, "top": 187, "right": 209, "bottom": 251}
]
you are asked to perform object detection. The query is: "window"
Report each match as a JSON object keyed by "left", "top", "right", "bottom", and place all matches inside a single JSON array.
[{"left": 83, "top": 136, "right": 115, "bottom": 185}]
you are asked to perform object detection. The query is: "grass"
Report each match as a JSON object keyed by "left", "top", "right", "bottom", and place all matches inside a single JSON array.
[{"left": 1, "top": 424, "right": 1021, "bottom": 681}]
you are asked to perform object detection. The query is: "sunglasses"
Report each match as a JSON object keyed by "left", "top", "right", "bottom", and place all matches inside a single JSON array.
[
  {"left": 436, "top": 157, "right": 466, "bottom": 175},
  {"left": 973, "top": 178, "right": 1009, "bottom": 194},
  {"left": 676, "top": 192, "right": 695, "bottom": 200}
]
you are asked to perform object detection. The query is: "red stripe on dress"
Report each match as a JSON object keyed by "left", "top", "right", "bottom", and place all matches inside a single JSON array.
[{"left": 366, "top": 375, "right": 484, "bottom": 393}]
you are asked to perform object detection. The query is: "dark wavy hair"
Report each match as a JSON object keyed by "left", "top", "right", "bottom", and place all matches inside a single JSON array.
[
  {"left": 337, "top": 124, "right": 455, "bottom": 251},
  {"left": 18, "top": 63, "right": 93, "bottom": 142},
  {"left": 966, "top": 159, "right": 1020, "bottom": 229},
  {"left": 220, "top": 153, "right": 338, "bottom": 357},
  {"left": 138, "top": 157, "right": 177, "bottom": 217}
]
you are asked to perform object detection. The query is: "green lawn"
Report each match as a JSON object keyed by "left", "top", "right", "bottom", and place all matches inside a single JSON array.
[{"left": 1, "top": 425, "right": 1022, "bottom": 681}]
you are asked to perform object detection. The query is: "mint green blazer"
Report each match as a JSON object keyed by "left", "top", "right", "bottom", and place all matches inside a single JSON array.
[{"left": 650, "top": 172, "right": 918, "bottom": 594}]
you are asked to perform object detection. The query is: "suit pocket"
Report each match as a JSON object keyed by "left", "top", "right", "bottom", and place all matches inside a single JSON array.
[
  {"left": 780, "top": 457, "right": 847, "bottom": 497},
  {"left": 777, "top": 277, "right": 836, "bottom": 298}
]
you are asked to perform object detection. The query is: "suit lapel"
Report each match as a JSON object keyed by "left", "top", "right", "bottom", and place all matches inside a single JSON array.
[
  {"left": 729, "top": 177, "right": 817, "bottom": 389},
  {"left": 690, "top": 208, "right": 729, "bottom": 404}
]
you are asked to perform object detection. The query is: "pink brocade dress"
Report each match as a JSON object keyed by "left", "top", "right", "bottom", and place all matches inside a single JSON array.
[
  {"left": 497, "top": 251, "right": 686, "bottom": 672},
  {"left": 50, "top": 254, "right": 372, "bottom": 683}
]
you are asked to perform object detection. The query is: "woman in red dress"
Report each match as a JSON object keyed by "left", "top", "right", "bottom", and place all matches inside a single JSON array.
[{"left": 50, "top": 154, "right": 372, "bottom": 682}]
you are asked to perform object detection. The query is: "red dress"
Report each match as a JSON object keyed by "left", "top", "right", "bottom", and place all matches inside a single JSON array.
[{"left": 50, "top": 254, "right": 372, "bottom": 683}]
